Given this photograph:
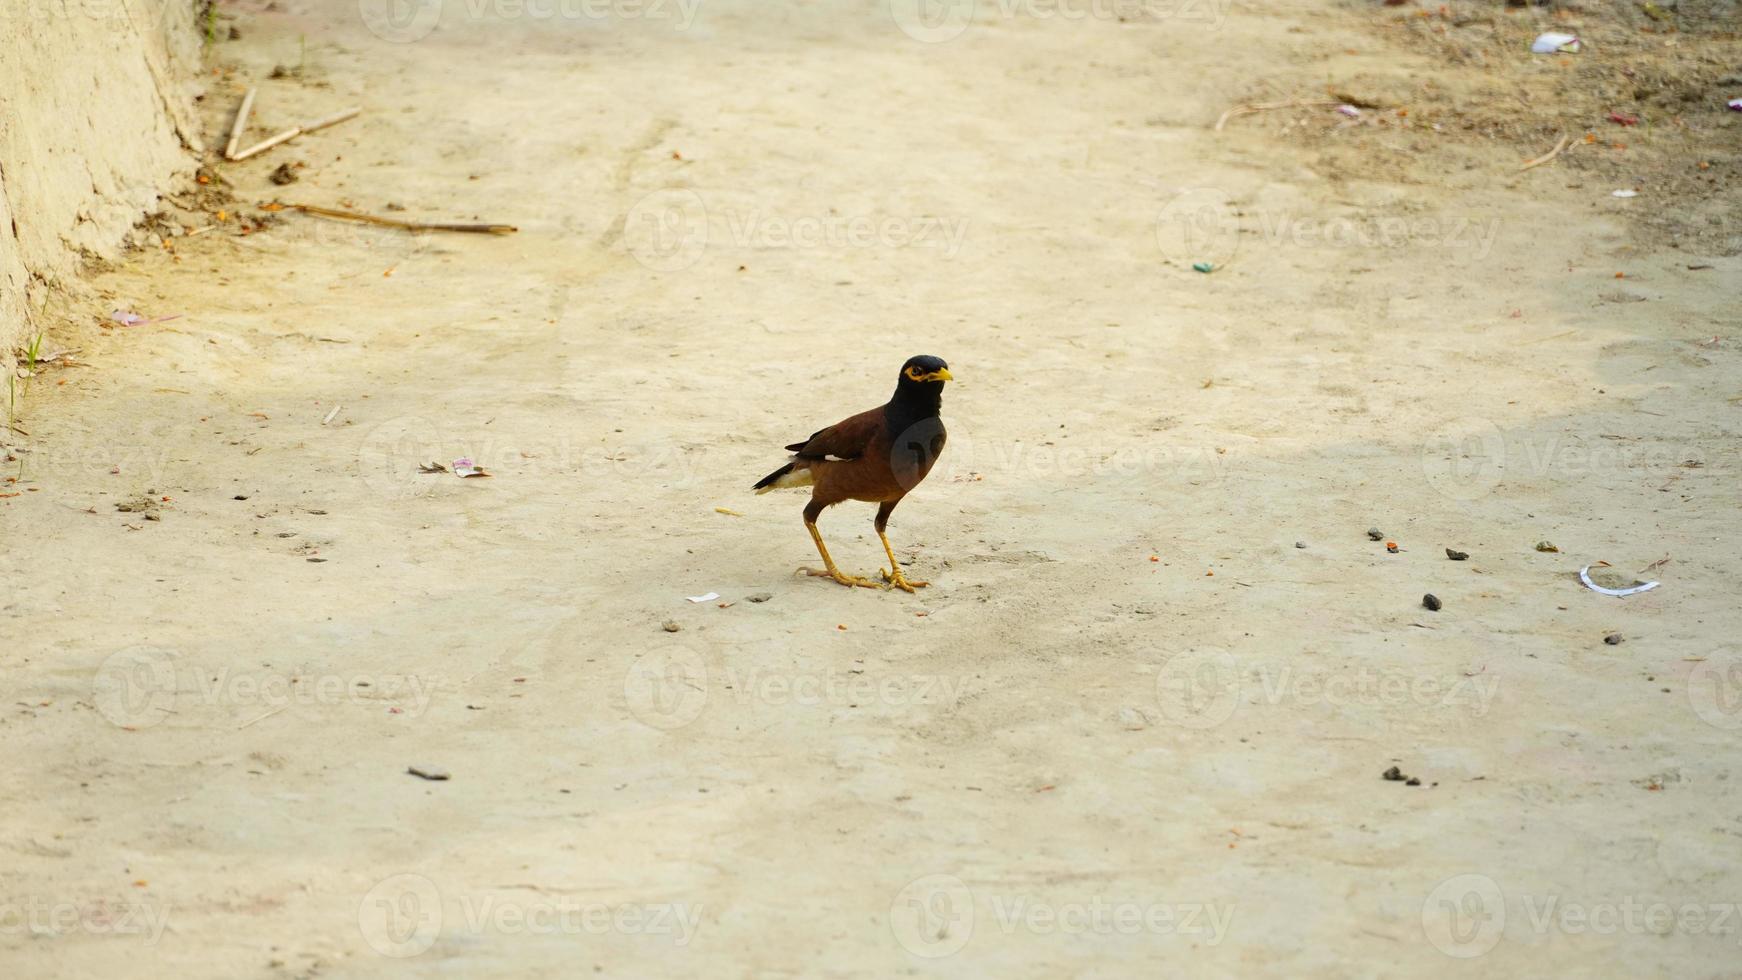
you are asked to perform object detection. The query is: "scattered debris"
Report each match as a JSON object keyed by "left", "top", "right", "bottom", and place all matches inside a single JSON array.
[
  {"left": 686, "top": 592, "right": 720, "bottom": 603},
  {"left": 224, "top": 87, "right": 258, "bottom": 160},
  {"left": 714, "top": 506, "right": 745, "bottom": 517},
  {"left": 1334, "top": 104, "right": 1361, "bottom": 118},
  {"left": 1607, "top": 112, "right": 1639, "bottom": 127},
  {"left": 418, "top": 462, "right": 446, "bottom": 474},
  {"left": 1535, "top": 541, "right": 1559, "bottom": 553},
  {"left": 321, "top": 404, "right": 342, "bottom": 426},
  {"left": 1729, "top": 98, "right": 1742, "bottom": 113},
  {"left": 1117, "top": 707, "right": 1149, "bottom": 731},
  {"left": 1214, "top": 98, "right": 1343, "bottom": 132},
  {"left": 1604, "top": 632, "right": 1624, "bottom": 645},
  {"left": 1191, "top": 262, "right": 1214, "bottom": 274},
  {"left": 662, "top": 620, "right": 681, "bottom": 632},
  {"left": 451, "top": 458, "right": 490, "bottom": 478},
  {"left": 230, "top": 106, "right": 361, "bottom": 162},
  {"left": 277, "top": 201, "right": 517, "bottom": 235},
  {"left": 1295, "top": 541, "right": 1307, "bottom": 549},
  {"left": 269, "top": 162, "right": 300, "bottom": 185},
  {"left": 1579, "top": 561, "right": 1660, "bottom": 598},
  {"left": 1382, "top": 765, "right": 1422, "bottom": 786},
  {"left": 109, "top": 310, "right": 181, "bottom": 327},
  {"left": 407, "top": 765, "right": 450, "bottom": 781},
  {"left": 1386, "top": 540, "right": 1399, "bottom": 554},
  {"left": 1422, "top": 593, "right": 1442, "bottom": 612},
  {"left": 1612, "top": 189, "right": 1639, "bottom": 199},
  {"left": 1445, "top": 548, "right": 1468, "bottom": 561},
  {"left": 1367, "top": 527, "right": 1384, "bottom": 541},
  {"left": 1531, "top": 32, "right": 1581, "bottom": 54},
  {"left": 1518, "top": 134, "right": 1571, "bottom": 172}
]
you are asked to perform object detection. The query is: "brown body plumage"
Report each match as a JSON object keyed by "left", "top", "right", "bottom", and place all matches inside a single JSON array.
[{"left": 753, "top": 355, "right": 952, "bottom": 591}]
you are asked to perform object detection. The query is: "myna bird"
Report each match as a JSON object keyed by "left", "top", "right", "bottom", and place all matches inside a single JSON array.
[{"left": 753, "top": 355, "right": 952, "bottom": 592}]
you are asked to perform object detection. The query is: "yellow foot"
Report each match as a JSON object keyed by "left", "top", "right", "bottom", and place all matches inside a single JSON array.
[
  {"left": 880, "top": 567, "right": 929, "bottom": 593},
  {"left": 800, "top": 566, "right": 884, "bottom": 590}
]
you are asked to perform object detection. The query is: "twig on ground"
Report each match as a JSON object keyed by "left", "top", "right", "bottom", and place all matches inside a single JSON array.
[
  {"left": 277, "top": 201, "right": 518, "bottom": 235},
  {"left": 1518, "top": 134, "right": 1571, "bottom": 172},
  {"left": 1214, "top": 99, "right": 1341, "bottom": 132},
  {"left": 231, "top": 107, "right": 360, "bottom": 162},
  {"left": 224, "top": 87, "right": 257, "bottom": 160}
]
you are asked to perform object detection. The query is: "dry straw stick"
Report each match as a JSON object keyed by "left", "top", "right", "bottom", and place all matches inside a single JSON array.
[
  {"left": 282, "top": 202, "right": 518, "bottom": 235},
  {"left": 231, "top": 107, "right": 361, "bottom": 162},
  {"left": 224, "top": 87, "right": 257, "bottom": 160},
  {"left": 1518, "top": 134, "right": 1571, "bottom": 172}
]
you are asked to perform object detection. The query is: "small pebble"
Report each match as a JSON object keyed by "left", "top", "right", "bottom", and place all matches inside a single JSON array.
[
  {"left": 1535, "top": 541, "right": 1559, "bottom": 553},
  {"left": 1446, "top": 548, "right": 1468, "bottom": 561},
  {"left": 1295, "top": 541, "right": 1307, "bottom": 549},
  {"left": 1117, "top": 707, "right": 1148, "bottom": 731},
  {"left": 1422, "top": 593, "right": 1442, "bottom": 611},
  {"left": 747, "top": 593, "right": 773, "bottom": 603},
  {"left": 661, "top": 620, "right": 681, "bottom": 633},
  {"left": 1604, "top": 632, "right": 1624, "bottom": 645},
  {"left": 1405, "top": 777, "right": 1422, "bottom": 787},
  {"left": 1367, "top": 527, "right": 1384, "bottom": 541},
  {"left": 1382, "top": 766, "right": 1405, "bottom": 781}
]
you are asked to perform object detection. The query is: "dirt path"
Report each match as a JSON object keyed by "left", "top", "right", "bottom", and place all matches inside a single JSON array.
[{"left": 4, "top": 1, "right": 1740, "bottom": 976}]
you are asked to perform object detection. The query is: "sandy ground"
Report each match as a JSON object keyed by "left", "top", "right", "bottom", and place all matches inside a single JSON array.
[{"left": 4, "top": 1, "right": 1742, "bottom": 976}]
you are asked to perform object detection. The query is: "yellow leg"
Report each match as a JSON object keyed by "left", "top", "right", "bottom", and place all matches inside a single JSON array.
[
  {"left": 802, "top": 523, "right": 882, "bottom": 589},
  {"left": 877, "top": 529, "right": 929, "bottom": 592}
]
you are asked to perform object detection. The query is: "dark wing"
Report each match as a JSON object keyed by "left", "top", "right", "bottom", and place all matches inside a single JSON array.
[{"left": 784, "top": 407, "right": 884, "bottom": 461}]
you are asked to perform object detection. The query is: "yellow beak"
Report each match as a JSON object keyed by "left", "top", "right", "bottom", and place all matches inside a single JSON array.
[{"left": 928, "top": 368, "right": 954, "bottom": 382}]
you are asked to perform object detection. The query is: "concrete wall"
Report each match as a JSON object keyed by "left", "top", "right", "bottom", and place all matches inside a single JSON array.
[{"left": 0, "top": 0, "right": 202, "bottom": 361}]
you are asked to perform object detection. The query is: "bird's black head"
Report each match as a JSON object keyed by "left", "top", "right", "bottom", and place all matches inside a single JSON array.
[{"left": 896, "top": 355, "right": 953, "bottom": 388}]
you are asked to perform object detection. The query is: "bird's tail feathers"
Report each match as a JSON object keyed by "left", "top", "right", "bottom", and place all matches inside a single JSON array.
[{"left": 752, "top": 459, "right": 814, "bottom": 494}]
